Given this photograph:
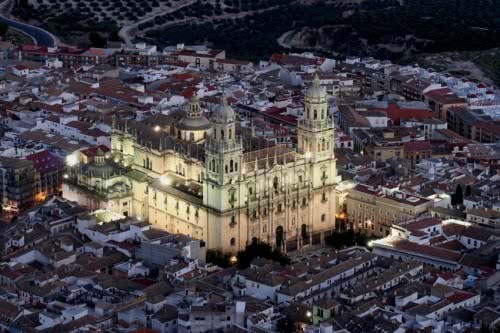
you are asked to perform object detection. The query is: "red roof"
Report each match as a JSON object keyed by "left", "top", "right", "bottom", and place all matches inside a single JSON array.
[
  {"left": 25, "top": 150, "right": 63, "bottom": 173},
  {"left": 446, "top": 292, "right": 475, "bottom": 304},
  {"left": 80, "top": 145, "right": 110, "bottom": 157},
  {"left": 269, "top": 53, "right": 325, "bottom": 67},
  {"left": 404, "top": 141, "right": 432, "bottom": 152},
  {"left": 371, "top": 103, "right": 433, "bottom": 125}
]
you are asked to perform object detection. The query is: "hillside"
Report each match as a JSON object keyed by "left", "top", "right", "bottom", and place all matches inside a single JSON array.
[{"left": 9, "top": 0, "right": 500, "bottom": 62}]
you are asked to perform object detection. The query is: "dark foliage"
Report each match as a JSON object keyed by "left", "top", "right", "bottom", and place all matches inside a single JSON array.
[
  {"left": 206, "top": 249, "right": 232, "bottom": 268},
  {"left": 236, "top": 240, "right": 290, "bottom": 269},
  {"left": 146, "top": 0, "right": 500, "bottom": 61}
]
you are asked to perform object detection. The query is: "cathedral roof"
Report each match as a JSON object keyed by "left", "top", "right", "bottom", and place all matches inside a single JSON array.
[
  {"left": 243, "top": 145, "right": 297, "bottom": 171},
  {"left": 81, "top": 160, "right": 123, "bottom": 178},
  {"left": 113, "top": 115, "right": 205, "bottom": 161}
]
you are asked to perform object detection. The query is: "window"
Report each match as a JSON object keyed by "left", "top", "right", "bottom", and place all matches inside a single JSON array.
[
  {"left": 230, "top": 238, "right": 236, "bottom": 246},
  {"left": 321, "top": 214, "right": 326, "bottom": 222}
]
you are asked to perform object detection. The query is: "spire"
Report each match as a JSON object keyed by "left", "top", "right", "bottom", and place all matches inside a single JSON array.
[{"left": 312, "top": 73, "right": 321, "bottom": 88}]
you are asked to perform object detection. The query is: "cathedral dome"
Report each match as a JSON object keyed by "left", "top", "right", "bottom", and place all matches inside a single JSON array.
[
  {"left": 177, "top": 95, "right": 211, "bottom": 131},
  {"left": 177, "top": 115, "right": 211, "bottom": 130},
  {"left": 212, "top": 96, "right": 235, "bottom": 124},
  {"left": 306, "top": 74, "right": 326, "bottom": 99}
]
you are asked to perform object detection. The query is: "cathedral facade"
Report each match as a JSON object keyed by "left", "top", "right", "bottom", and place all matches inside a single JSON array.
[{"left": 107, "top": 76, "right": 337, "bottom": 252}]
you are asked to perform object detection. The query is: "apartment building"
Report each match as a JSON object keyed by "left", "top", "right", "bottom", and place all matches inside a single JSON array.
[{"left": 346, "top": 184, "right": 433, "bottom": 236}]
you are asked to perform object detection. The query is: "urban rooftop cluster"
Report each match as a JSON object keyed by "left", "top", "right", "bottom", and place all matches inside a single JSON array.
[{"left": 0, "top": 39, "right": 498, "bottom": 333}]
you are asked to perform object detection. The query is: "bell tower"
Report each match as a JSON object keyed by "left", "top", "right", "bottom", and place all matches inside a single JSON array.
[
  {"left": 297, "top": 74, "right": 335, "bottom": 162},
  {"left": 297, "top": 74, "right": 336, "bottom": 189},
  {"left": 204, "top": 97, "right": 243, "bottom": 212}
]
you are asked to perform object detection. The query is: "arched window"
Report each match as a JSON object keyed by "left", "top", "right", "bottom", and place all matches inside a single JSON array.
[
  {"left": 221, "top": 129, "right": 225, "bottom": 139},
  {"left": 230, "top": 238, "right": 236, "bottom": 246},
  {"left": 321, "top": 214, "right": 326, "bottom": 222},
  {"left": 229, "top": 128, "right": 232, "bottom": 139},
  {"left": 230, "top": 160, "right": 234, "bottom": 172},
  {"left": 235, "top": 162, "right": 238, "bottom": 171},
  {"left": 322, "top": 139, "right": 325, "bottom": 151},
  {"left": 225, "top": 165, "right": 228, "bottom": 173},
  {"left": 314, "top": 109, "right": 317, "bottom": 120},
  {"left": 273, "top": 176, "right": 278, "bottom": 189}
]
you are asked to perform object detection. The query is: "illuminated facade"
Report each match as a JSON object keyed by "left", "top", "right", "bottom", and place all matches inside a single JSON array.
[{"left": 104, "top": 76, "right": 336, "bottom": 252}]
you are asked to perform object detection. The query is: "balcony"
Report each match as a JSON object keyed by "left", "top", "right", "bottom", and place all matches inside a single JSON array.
[{"left": 298, "top": 119, "right": 334, "bottom": 130}]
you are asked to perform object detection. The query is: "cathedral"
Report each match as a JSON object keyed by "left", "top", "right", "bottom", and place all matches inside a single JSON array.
[{"left": 67, "top": 75, "right": 338, "bottom": 252}]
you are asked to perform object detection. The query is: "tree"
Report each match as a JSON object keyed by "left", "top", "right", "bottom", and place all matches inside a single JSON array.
[
  {"left": 276, "top": 316, "right": 296, "bottom": 333},
  {"left": 479, "top": 323, "right": 490, "bottom": 333},
  {"left": 0, "top": 22, "right": 8, "bottom": 37},
  {"left": 206, "top": 249, "right": 232, "bottom": 268},
  {"left": 236, "top": 240, "right": 290, "bottom": 269},
  {"left": 465, "top": 185, "right": 472, "bottom": 196},
  {"left": 89, "top": 31, "right": 106, "bottom": 48},
  {"left": 455, "top": 184, "right": 464, "bottom": 205}
]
